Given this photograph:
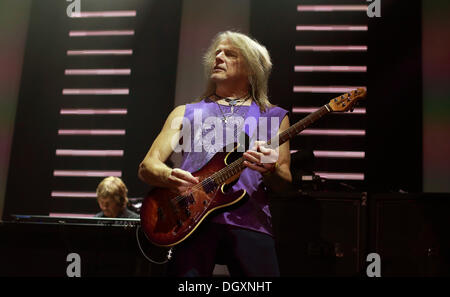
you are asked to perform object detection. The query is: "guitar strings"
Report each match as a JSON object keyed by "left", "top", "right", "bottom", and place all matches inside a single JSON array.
[
  {"left": 169, "top": 90, "right": 363, "bottom": 205},
  {"left": 170, "top": 158, "right": 244, "bottom": 204},
  {"left": 170, "top": 157, "right": 246, "bottom": 205},
  {"left": 168, "top": 121, "right": 293, "bottom": 206},
  {"left": 166, "top": 90, "right": 365, "bottom": 221},
  {"left": 168, "top": 138, "right": 281, "bottom": 206}
]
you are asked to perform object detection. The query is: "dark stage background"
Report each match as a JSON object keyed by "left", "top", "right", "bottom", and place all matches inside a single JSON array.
[
  {"left": 1, "top": 0, "right": 450, "bottom": 277},
  {"left": 3, "top": 0, "right": 182, "bottom": 216},
  {"left": 1, "top": 0, "right": 424, "bottom": 218}
]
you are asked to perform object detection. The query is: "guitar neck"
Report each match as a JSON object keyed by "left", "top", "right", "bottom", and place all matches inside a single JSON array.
[
  {"left": 267, "top": 104, "right": 331, "bottom": 148},
  {"left": 210, "top": 104, "right": 332, "bottom": 185}
]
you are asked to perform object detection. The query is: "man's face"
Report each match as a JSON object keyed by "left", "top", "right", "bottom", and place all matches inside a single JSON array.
[
  {"left": 210, "top": 39, "right": 249, "bottom": 84},
  {"left": 97, "top": 196, "right": 122, "bottom": 218}
]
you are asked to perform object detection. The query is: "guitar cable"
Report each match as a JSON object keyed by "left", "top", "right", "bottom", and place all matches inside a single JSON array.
[{"left": 136, "top": 225, "right": 173, "bottom": 265}]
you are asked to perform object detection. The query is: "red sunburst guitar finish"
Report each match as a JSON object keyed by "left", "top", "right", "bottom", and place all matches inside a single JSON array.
[
  {"left": 140, "top": 88, "right": 367, "bottom": 247},
  {"left": 140, "top": 148, "right": 246, "bottom": 247}
]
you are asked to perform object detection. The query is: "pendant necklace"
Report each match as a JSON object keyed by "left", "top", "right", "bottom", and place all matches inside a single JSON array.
[{"left": 214, "top": 93, "right": 250, "bottom": 123}]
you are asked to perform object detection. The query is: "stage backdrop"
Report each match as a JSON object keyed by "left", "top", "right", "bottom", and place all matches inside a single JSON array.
[
  {"left": 422, "top": 0, "right": 450, "bottom": 192},
  {"left": 0, "top": 0, "right": 33, "bottom": 219},
  {"left": 2, "top": 0, "right": 183, "bottom": 217},
  {"left": 1, "top": 0, "right": 449, "bottom": 219}
]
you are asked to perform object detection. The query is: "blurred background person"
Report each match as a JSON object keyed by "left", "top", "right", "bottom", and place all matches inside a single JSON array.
[{"left": 95, "top": 176, "right": 139, "bottom": 219}]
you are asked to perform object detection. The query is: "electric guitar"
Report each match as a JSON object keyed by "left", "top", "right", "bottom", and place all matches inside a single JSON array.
[{"left": 140, "top": 88, "right": 367, "bottom": 247}]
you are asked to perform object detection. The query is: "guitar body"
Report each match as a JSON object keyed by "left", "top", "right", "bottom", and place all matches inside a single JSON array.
[{"left": 140, "top": 144, "right": 246, "bottom": 247}]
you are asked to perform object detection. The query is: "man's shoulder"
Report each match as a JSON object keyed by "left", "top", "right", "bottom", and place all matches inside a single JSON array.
[
  {"left": 122, "top": 209, "right": 140, "bottom": 219},
  {"left": 173, "top": 104, "right": 186, "bottom": 113},
  {"left": 166, "top": 105, "right": 186, "bottom": 120},
  {"left": 178, "top": 98, "right": 211, "bottom": 116},
  {"left": 184, "top": 98, "right": 206, "bottom": 108}
]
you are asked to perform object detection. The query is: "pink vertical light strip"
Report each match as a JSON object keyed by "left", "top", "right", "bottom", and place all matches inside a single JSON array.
[
  {"left": 62, "top": 88, "right": 129, "bottom": 95},
  {"left": 315, "top": 172, "right": 365, "bottom": 180},
  {"left": 65, "top": 69, "right": 131, "bottom": 75},
  {"left": 300, "top": 129, "right": 366, "bottom": 136},
  {"left": 58, "top": 129, "right": 126, "bottom": 135},
  {"left": 53, "top": 170, "right": 122, "bottom": 177},
  {"left": 56, "top": 149, "right": 124, "bottom": 157},
  {"left": 51, "top": 191, "right": 97, "bottom": 198},
  {"left": 67, "top": 50, "right": 133, "bottom": 55},
  {"left": 60, "top": 109, "right": 127, "bottom": 115},
  {"left": 297, "top": 5, "right": 367, "bottom": 12},
  {"left": 69, "top": 30, "right": 135, "bottom": 37},
  {"left": 293, "top": 86, "right": 365, "bottom": 93},
  {"left": 295, "top": 45, "right": 367, "bottom": 52},
  {"left": 296, "top": 25, "right": 367, "bottom": 31},
  {"left": 290, "top": 150, "right": 365, "bottom": 159},
  {"left": 69, "top": 11, "right": 136, "bottom": 18},
  {"left": 292, "top": 107, "right": 366, "bottom": 114},
  {"left": 313, "top": 151, "right": 365, "bottom": 158},
  {"left": 294, "top": 66, "right": 367, "bottom": 72}
]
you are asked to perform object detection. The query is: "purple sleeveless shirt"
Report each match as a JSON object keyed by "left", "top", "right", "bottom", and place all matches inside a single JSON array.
[{"left": 177, "top": 97, "right": 288, "bottom": 236}]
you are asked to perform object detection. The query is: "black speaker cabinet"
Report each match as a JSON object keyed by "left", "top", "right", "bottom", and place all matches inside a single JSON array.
[
  {"left": 370, "top": 193, "right": 450, "bottom": 276},
  {"left": 269, "top": 191, "right": 367, "bottom": 276}
]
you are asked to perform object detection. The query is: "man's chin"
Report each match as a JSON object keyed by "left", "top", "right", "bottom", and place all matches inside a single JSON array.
[{"left": 210, "top": 73, "right": 225, "bottom": 81}]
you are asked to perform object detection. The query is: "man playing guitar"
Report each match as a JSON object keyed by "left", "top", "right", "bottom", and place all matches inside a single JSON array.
[{"left": 138, "top": 31, "right": 292, "bottom": 277}]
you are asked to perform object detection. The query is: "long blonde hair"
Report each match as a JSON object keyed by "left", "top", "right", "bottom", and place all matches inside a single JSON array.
[{"left": 202, "top": 31, "right": 273, "bottom": 112}]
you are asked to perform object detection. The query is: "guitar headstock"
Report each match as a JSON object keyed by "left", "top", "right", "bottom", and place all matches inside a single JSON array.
[{"left": 328, "top": 88, "right": 366, "bottom": 112}]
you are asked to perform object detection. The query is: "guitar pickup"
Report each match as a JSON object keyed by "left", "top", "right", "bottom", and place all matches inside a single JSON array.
[
  {"left": 202, "top": 178, "right": 218, "bottom": 193},
  {"left": 187, "top": 194, "right": 195, "bottom": 204},
  {"left": 176, "top": 219, "right": 183, "bottom": 227}
]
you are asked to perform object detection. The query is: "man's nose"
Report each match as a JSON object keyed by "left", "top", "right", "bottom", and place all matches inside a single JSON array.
[{"left": 216, "top": 51, "right": 225, "bottom": 61}]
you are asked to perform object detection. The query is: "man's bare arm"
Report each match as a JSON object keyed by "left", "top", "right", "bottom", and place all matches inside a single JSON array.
[
  {"left": 262, "top": 115, "right": 292, "bottom": 191},
  {"left": 243, "top": 115, "right": 292, "bottom": 192},
  {"left": 138, "top": 105, "right": 199, "bottom": 192}
]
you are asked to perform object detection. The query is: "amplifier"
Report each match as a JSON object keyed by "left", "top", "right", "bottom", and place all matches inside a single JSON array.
[{"left": 269, "top": 191, "right": 367, "bottom": 276}]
